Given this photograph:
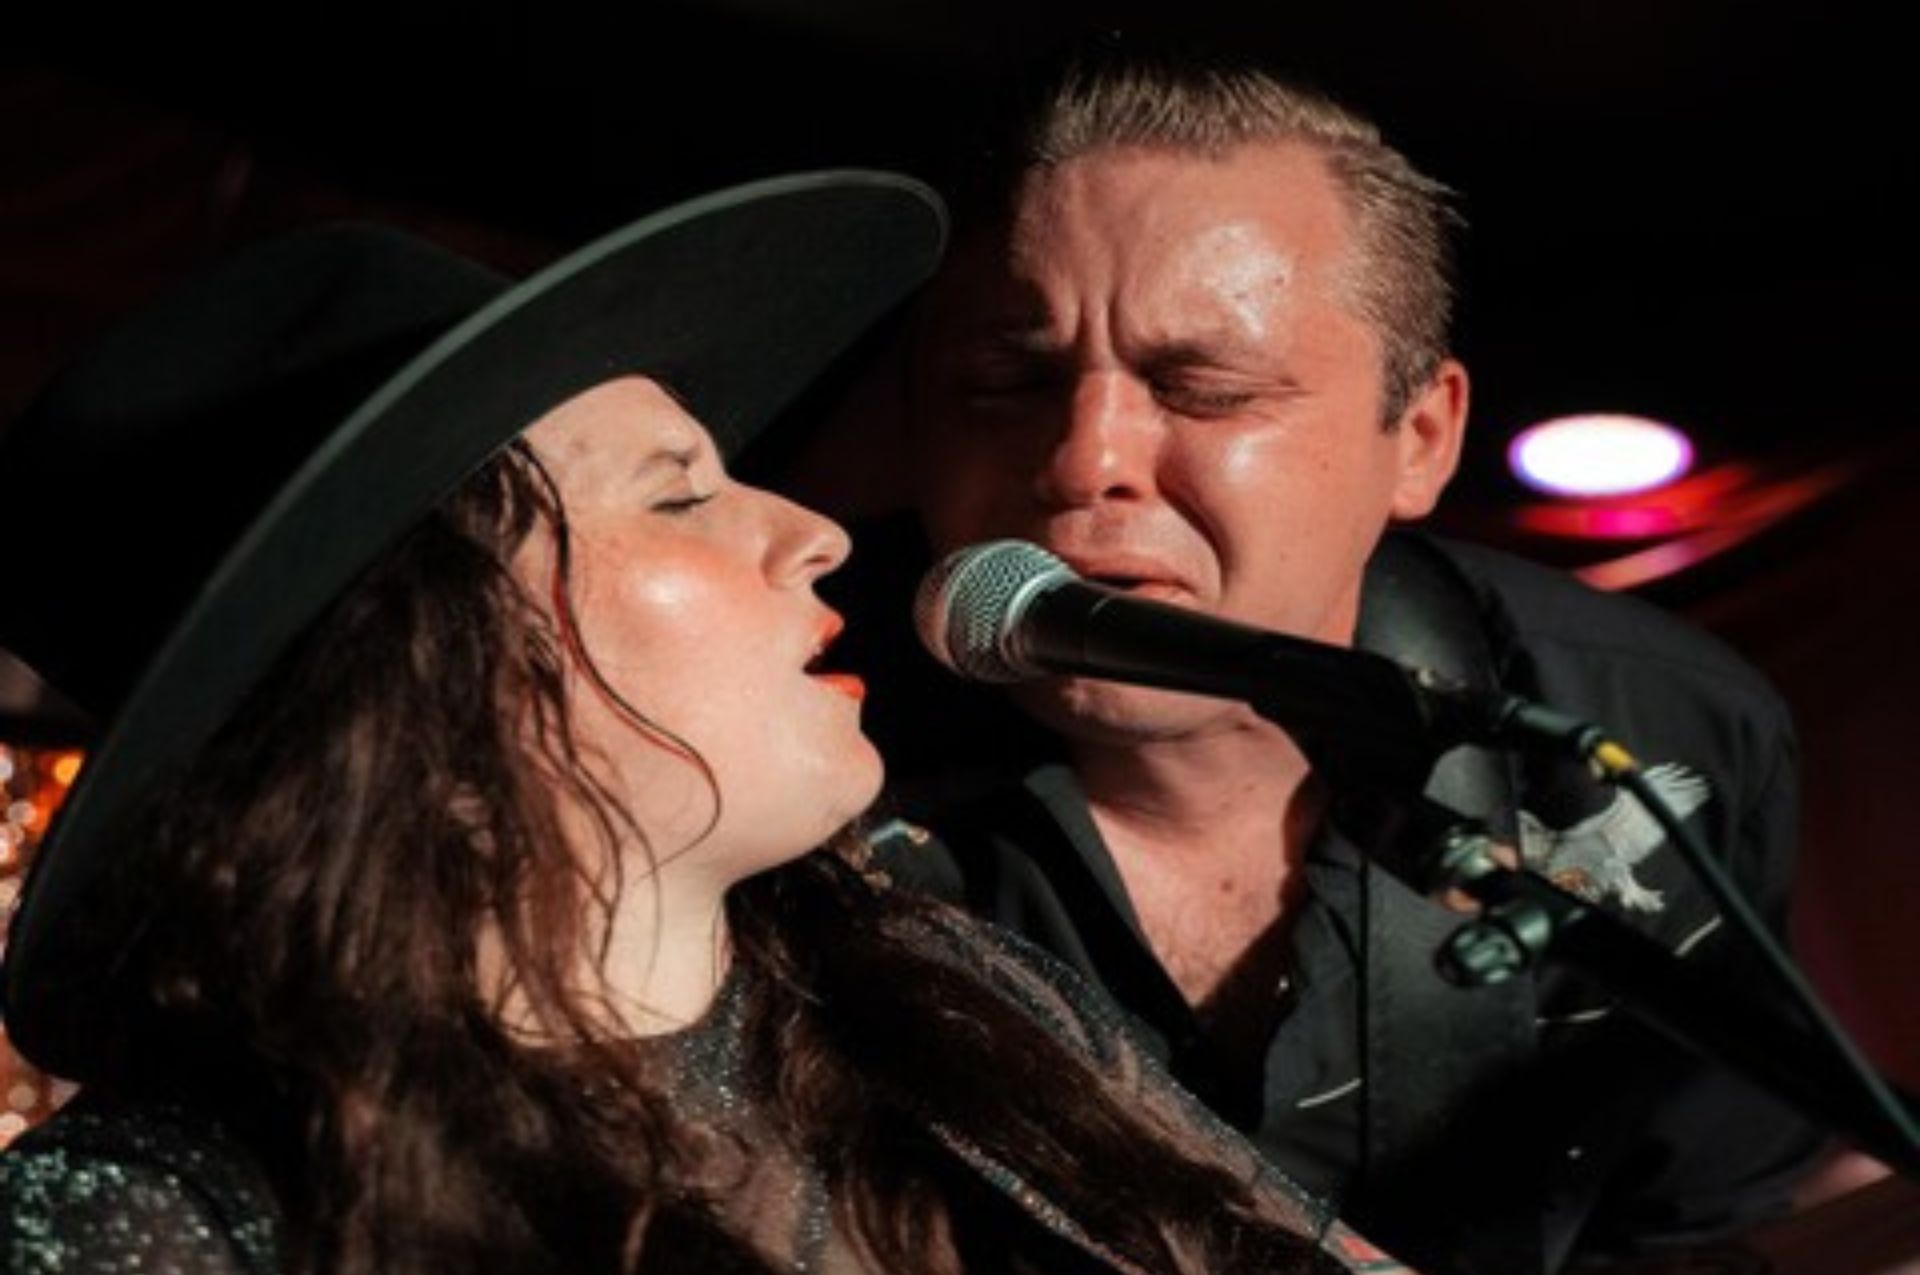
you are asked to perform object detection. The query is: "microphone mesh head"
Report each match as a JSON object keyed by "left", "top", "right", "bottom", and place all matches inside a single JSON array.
[{"left": 913, "top": 540, "right": 1071, "bottom": 682}]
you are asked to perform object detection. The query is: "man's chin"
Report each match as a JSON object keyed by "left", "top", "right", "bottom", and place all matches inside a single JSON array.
[{"left": 1009, "top": 677, "right": 1242, "bottom": 746}]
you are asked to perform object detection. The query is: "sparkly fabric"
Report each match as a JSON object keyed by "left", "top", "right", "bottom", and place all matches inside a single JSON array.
[
  {"left": 0, "top": 895, "right": 1350, "bottom": 1274},
  {"left": 895, "top": 903, "right": 1341, "bottom": 1256},
  {"left": 645, "top": 969, "right": 848, "bottom": 1272},
  {"left": 651, "top": 901, "right": 1348, "bottom": 1272},
  {"left": 0, "top": 1095, "right": 279, "bottom": 1275}
]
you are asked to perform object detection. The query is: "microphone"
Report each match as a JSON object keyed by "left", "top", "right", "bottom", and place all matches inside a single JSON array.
[
  {"left": 911, "top": 542, "right": 1920, "bottom": 1175},
  {"left": 914, "top": 539, "right": 1544, "bottom": 790}
]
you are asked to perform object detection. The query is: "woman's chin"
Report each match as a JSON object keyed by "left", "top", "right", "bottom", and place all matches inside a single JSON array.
[{"left": 841, "top": 739, "right": 887, "bottom": 814}]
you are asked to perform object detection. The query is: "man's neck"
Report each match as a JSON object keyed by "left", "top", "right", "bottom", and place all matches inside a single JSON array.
[
  {"left": 1071, "top": 721, "right": 1323, "bottom": 1009},
  {"left": 1072, "top": 718, "right": 1314, "bottom": 844}
]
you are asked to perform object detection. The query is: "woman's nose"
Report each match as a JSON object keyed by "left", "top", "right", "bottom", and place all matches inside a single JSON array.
[{"left": 766, "top": 490, "right": 852, "bottom": 585}]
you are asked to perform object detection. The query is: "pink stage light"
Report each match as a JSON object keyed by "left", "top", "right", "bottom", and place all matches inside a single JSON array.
[{"left": 1508, "top": 413, "right": 1695, "bottom": 497}]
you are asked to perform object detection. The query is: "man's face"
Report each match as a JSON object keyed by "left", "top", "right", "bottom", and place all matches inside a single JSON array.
[{"left": 910, "top": 142, "right": 1464, "bottom": 745}]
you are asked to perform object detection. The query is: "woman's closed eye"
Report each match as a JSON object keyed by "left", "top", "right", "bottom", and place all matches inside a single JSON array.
[
  {"left": 644, "top": 447, "right": 719, "bottom": 515},
  {"left": 652, "top": 490, "right": 716, "bottom": 516}
]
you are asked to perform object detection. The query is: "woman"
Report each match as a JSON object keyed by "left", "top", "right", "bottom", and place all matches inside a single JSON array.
[{"left": 0, "top": 174, "right": 1393, "bottom": 1274}]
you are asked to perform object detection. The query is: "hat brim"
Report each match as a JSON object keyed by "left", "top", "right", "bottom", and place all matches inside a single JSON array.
[{"left": 3, "top": 171, "right": 946, "bottom": 1075}]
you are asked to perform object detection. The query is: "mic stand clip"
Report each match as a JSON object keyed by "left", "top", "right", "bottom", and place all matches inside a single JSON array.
[{"left": 1332, "top": 787, "right": 1920, "bottom": 1178}]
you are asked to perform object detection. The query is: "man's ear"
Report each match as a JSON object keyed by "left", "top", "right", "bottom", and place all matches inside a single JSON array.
[{"left": 1389, "top": 358, "right": 1469, "bottom": 520}]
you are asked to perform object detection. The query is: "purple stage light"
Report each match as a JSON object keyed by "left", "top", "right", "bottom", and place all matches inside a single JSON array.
[{"left": 1509, "top": 413, "right": 1695, "bottom": 498}]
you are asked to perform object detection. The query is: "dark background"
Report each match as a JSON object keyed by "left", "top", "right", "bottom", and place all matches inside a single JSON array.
[
  {"left": 4, "top": 2, "right": 1916, "bottom": 1084},
  {"left": 12, "top": 2, "right": 1913, "bottom": 488}
]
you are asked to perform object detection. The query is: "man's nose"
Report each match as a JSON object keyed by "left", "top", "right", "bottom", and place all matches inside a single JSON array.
[{"left": 1033, "top": 372, "right": 1158, "bottom": 507}]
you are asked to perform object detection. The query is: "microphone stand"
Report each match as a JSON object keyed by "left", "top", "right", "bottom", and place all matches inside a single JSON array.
[
  {"left": 951, "top": 555, "right": 1920, "bottom": 1178},
  {"left": 1330, "top": 785, "right": 1920, "bottom": 1181}
]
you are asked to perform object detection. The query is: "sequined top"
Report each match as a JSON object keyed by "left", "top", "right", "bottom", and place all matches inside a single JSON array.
[
  {"left": 0, "top": 1095, "right": 279, "bottom": 1275},
  {"left": 0, "top": 901, "right": 1355, "bottom": 1274},
  {"left": 646, "top": 904, "right": 1347, "bottom": 1273}
]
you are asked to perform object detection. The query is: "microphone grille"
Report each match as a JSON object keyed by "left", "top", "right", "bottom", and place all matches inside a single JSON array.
[{"left": 913, "top": 540, "right": 1071, "bottom": 682}]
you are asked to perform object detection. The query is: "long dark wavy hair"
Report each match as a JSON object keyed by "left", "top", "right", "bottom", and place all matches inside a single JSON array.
[{"left": 81, "top": 441, "right": 1335, "bottom": 1274}]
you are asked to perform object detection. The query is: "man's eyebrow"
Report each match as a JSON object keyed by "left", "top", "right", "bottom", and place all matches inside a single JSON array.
[
  {"left": 942, "top": 315, "right": 1058, "bottom": 349},
  {"left": 990, "top": 327, "right": 1065, "bottom": 354},
  {"left": 1136, "top": 330, "right": 1275, "bottom": 371},
  {"left": 947, "top": 316, "right": 1280, "bottom": 374}
]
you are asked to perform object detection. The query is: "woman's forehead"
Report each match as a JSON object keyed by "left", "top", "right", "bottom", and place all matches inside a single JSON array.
[{"left": 524, "top": 376, "right": 714, "bottom": 469}]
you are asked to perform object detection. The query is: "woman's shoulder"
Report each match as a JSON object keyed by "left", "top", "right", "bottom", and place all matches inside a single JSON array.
[
  {"left": 1, "top": 1091, "right": 283, "bottom": 1275},
  {"left": 879, "top": 869, "right": 1122, "bottom": 1052}
]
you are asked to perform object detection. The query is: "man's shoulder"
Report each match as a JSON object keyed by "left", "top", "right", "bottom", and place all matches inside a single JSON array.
[
  {"left": 1405, "top": 531, "right": 1792, "bottom": 723},
  {"left": 876, "top": 765, "right": 1079, "bottom": 900},
  {"left": 1414, "top": 531, "right": 1729, "bottom": 657}
]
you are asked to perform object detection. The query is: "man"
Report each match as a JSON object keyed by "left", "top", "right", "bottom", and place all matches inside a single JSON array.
[{"left": 853, "top": 41, "right": 1828, "bottom": 1275}]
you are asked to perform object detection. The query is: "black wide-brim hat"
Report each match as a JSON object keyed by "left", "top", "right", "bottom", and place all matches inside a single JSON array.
[{"left": 0, "top": 171, "right": 946, "bottom": 1079}]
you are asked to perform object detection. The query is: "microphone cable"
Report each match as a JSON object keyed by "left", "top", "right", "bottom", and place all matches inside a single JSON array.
[{"left": 1498, "top": 706, "right": 1920, "bottom": 1170}]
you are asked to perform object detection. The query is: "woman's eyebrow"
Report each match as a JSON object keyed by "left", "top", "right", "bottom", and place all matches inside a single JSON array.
[{"left": 635, "top": 443, "right": 702, "bottom": 477}]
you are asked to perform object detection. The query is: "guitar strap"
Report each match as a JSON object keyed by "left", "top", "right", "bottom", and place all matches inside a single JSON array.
[{"left": 1349, "top": 532, "right": 1546, "bottom": 1275}]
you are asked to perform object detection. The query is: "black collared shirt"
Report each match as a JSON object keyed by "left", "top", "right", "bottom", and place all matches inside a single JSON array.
[
  {"left": 852, "top": 527, "right": 1826, "bottom": 1275},
  {"left": 901, "top": 760, "right": 1370, "bottom": 1203}
]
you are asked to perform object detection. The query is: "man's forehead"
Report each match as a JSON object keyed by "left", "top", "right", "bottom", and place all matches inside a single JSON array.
[{"left": 926, "top": 229, "right": 1334, "bottom": 360}]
